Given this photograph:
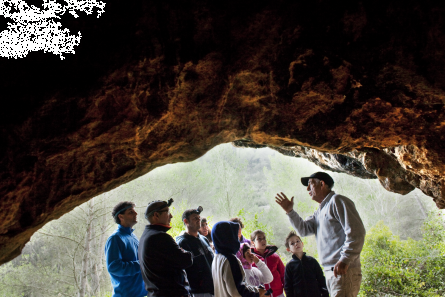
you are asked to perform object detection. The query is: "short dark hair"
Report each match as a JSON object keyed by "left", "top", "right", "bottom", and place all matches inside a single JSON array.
[
  {"left": 182, "top": 209, "right": 200, "bottom": 224},
  {"left": 285, "top": 230, "right": 302, "bottom": 248},
  {"left": 112, "top": 201, "right": 135, "bottom": 224},
  {"left": 145, "top": 200, "right": 167, "bottom": 221},
  {"left": 241, "top": 243, "right": 250, "bottom": 258},
  {"left": 201, "top": 218, "right": 208, "bottom": 225},
  {"left": 250, "top": 229, "right": 265, "bottom": 242},
  {"left": 229, "top": 217, "right": 244, "bottom": 229}
]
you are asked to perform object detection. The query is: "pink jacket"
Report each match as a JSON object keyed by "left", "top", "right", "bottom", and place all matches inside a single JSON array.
[{"left": 252, "top": 246, "right": 285, "bottom": 296}]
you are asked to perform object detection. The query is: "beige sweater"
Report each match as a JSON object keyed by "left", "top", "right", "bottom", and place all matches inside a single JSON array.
[{"left": 212, "top": 254, "right": 259, "bottom": 297}]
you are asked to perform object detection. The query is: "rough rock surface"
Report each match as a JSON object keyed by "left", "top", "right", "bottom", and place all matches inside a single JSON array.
[{"left": 1, "top": 0, "right": 445, "bottom": 265}]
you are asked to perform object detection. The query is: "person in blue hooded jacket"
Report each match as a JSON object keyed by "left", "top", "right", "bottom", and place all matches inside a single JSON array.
[
  {"left": 104, "top": 201, "right": 147, "bottom": 297},
  {"left": 211, "top": 221, "right": 268, "bottom": 297}
]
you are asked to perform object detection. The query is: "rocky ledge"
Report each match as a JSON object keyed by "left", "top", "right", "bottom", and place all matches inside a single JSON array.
[{"left": 1, "top": 0, "right": 445, "bottom": 265}]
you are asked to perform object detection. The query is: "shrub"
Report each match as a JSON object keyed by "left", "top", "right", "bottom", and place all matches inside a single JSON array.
[
  {"left": 359, "top": 215, "right": 445, "bottom": 297},
  {"left": 237, "top": 208, "right": 274, "bottom": 245}
]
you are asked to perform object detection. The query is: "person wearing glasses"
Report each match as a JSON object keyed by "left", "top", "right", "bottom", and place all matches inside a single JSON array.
[
  {"left": 139, "top": 199, "right": 193, "bottom": 297},
  {"left": 176, "top": 207, "right": 214, "bottom": 297},
  {"left": 105, "top": 201, "right": 147, "bottom": 297},
  {"left": 276, "top": 172, "right": 366, "bottom": 297}
]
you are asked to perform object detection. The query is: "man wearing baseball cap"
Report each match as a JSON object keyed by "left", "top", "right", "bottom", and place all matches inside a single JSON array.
[
  {"left": 138, "top": 198, "right": 193, "bottom": 297},
  {"left": 275, "top": 172, "right": 366, "bottom": 297},
  {"left": 176, "top": 207, "right": 214, "bottom": 297}
]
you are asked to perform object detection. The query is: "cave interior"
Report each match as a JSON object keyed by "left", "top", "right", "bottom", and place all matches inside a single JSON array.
[{"left": 1, "top": 0, "right": 445, "bottom": 265}]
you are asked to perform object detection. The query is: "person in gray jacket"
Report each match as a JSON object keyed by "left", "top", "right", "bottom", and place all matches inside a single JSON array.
[{"left": 275, "top": 172, "right": 366, "bottom": 297}]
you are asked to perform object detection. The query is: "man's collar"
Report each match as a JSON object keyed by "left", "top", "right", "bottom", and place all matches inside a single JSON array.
[
  {"left": 148, "top": 223, "right": 172, "bottom": 231},
  {"left": 319, "top": 191, "right": 335, "bottom": 209},
  {"left": 118, "top": 224, "right": 134, "bottom": 234},
  {"left": 185, "top": 231, "right": 199, "bottom": 238}
]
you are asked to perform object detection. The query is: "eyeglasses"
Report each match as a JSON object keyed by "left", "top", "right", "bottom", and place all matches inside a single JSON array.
[{"left": 255, "top": 237, "right": 266, "bottom": 242}]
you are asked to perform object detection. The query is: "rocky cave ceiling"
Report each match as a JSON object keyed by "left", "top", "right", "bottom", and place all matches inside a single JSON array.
[{"left": 1, "top": 0, "right": 445, "bottom": 265}]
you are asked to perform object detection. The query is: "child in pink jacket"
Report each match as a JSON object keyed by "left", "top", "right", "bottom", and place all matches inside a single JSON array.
[{"left": 251, "top": 230, "right": 285, "bottom": 297}]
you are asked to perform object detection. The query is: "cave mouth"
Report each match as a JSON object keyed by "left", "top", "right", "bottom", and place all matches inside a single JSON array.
[
  {"left": 2, "top": 0, "right": 445, "bottom": 287},
  {"left": 1, "top": 136, "right": 444, "bottom": 268},
  {"left": 63, "top": 142, "right": 440, "bottom": 242},
  {"left": 0, "top": 143, "right": 442, "bottom": 296}
]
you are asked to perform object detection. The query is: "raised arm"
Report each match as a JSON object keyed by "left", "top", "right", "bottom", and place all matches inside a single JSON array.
[
  {"left": 105, "top": 236, "right": 141, "bottom": 277},
  {"left": 253, "top": 258, "right": 273, "bottom": 285},
  {"left": 276, "top": 192, "right": 316, "bottom": 236}
]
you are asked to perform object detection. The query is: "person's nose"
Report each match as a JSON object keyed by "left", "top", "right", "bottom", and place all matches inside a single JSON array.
[
  {"left": 170, "top": 213, "right": 173, "bottom": 218},
  {"left": 307, "top": 184, "right": 310, "bottom": 191}
]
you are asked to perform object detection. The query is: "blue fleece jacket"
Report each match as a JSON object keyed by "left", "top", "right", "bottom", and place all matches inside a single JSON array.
[{"left": 105, "top": 225, "right": 147, "bottom": 297}]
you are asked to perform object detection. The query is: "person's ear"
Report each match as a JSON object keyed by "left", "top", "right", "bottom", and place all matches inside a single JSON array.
[
  {"left": 286, "top": 248, "right": 291, "bottom": 253},
  {"left": 183, "top": 218, "right": 188, "bottom": 225}
]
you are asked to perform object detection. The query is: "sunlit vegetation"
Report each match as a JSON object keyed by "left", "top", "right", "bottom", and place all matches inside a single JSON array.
[
  {"left": 359, "top": 212, "right": 445, "bottom": 296},
  {"left": 0, "top": 144, "right": 443, "bottom": 296}
]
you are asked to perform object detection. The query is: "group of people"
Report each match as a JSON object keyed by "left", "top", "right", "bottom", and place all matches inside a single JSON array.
[{"left": 105, "top": 171, "right": 366, "bottom": 297}]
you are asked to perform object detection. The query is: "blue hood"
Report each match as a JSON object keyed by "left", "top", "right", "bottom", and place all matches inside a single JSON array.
[
  {"left": 212, "top": 221, "right": 259, "bottom": 297},
  {"left": 211, "top": 221, "right": 240, "bottom": 255}
]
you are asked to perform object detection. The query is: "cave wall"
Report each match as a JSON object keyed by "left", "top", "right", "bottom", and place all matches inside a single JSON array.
[{"left": 1, "top": 0, "right": 445, "bottom": 265}]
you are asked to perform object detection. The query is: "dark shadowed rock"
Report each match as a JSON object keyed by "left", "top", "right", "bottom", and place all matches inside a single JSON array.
[{"left": 1, "top": 0, "right": 445, "bottom": 265}]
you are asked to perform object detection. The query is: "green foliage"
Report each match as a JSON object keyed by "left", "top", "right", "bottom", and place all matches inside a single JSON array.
[
  {"left": 359, "top": 216, "right": 445, "bottom": 297},
  {"left": 168, "top": 199, "right": 188, "bottom": 239},
  {"left": 422, "top": 211, "right": 445, "bottom": 252},
  {"left": 237, "top": 208, "right": 275, "bottom": 244}
]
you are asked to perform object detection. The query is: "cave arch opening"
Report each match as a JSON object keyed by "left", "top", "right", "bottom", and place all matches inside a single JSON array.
[{"left": 1, "top": 142, "right": 443, "bottom": 296}]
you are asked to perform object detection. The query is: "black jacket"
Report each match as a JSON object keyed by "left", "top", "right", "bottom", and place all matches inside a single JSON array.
[
  {"left": 139, "top": 225, "right": 193, "bottom": 297},
  {"left": 176, "top": 233, "right": 214, "bottom": 294},
  {"left": 284, "top": 253, "right": 329, "bottom": 297}
]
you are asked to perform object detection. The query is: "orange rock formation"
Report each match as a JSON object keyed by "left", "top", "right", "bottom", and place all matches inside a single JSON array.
[{"left": 1, "top": 0, "right": 445, "bottom": 265}]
